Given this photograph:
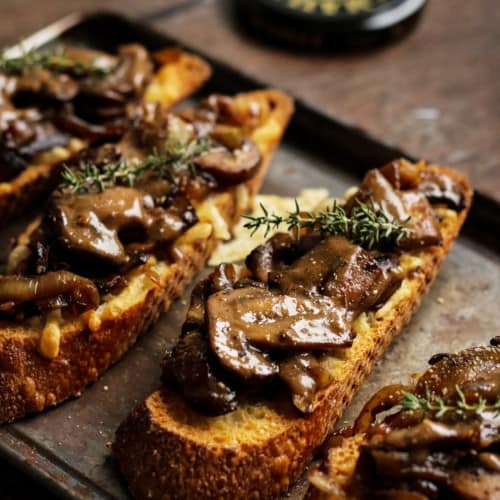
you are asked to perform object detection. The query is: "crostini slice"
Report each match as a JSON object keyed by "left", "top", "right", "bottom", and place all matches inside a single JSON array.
[
  {"left": 0, "top": 89, "right": 293, "bottom": 423},
  {"left": 114, "top": 160, "right": 472, "bottom": 500}
]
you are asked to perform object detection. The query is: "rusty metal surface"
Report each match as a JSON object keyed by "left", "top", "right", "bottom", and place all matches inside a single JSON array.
[{"left": 0, "top": 12, "right": 498, "bottom": 500}]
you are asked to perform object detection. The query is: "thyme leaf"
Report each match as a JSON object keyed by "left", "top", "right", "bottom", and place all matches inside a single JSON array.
[
  {"left": 60, "top": 137, "right": 212, "bottom": 194},
  {"left": 0, "top": 47, "right": 111, "bottom": 77},
  {"left": 243, "top": 199, "right": 410, "bottom": 249},
  {"left": 401, "top": 386, "right": 500, "bottom": 419}
]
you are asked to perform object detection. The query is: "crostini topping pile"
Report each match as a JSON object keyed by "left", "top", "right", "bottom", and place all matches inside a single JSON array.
[
  {"left": 0, "top": 95, "right": 265, "bottom": 321},
  {"left": 163, "top": 160, "right": 468, "bottom": 415},
  {"left": 309, "top": 340, "right": 500, "bottom": 499},
  {"left": 0, "top": 44, "right": 154, "bottom": 179}
]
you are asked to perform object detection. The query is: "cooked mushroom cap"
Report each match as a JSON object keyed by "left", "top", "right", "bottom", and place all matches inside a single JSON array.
[
  {"left": 162, "top": 330, "right": 238, "bottom": 415},
  {"left": 350, "top": 168, "right": 443, "bottom": 250},
  {"left": 208, "top": 289, "right": 278, "bottom": 381},
  {"left": 194, "top": 139, "right": 261, "bottom": 186},
  {"left": 279, "top": 353, "right": 332, "bottom": 413},
  {"left": 47, "top": 186, "right": 197, "bottom": 269},
  {"left": 207, "top": 286, "right": 353, "bottom": 374},
  {"left": 0, "top": 271, "right": 99, "bottom": 311},
  {"left": 415, "top": 345, "right": 500, "bottom": 404}
]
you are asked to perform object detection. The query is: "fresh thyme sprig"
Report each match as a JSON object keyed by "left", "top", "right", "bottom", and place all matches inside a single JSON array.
[
  {"left": 243, "top": 199, "right": 410, "bottom": 249},
  {"left": 60, "top": 137, "right": 212, "bottom": 194},
  {"left": 401, "top": 386, "right": 500, "bottom": 419},
  {"left": 0, "top": 47, "right": 110, "bottom": 77}
]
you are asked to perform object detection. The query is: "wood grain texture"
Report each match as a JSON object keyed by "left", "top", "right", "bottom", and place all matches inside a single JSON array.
[{"left": 153, "top": 0, "right": 500, "bottom": 200}]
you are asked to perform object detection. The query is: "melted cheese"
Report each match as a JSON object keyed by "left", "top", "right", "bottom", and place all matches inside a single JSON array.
[
  {"left": 196, "top": 196, "right": 231, "bottom": 240},
  {"left": 209, "top": 188, "right": 330, "bottom": 265},
  {"left": 39, "top": 309, "right": 62, "bottom": 359},
  {"left": 33, "top": 138, "right": 87, "bottom": 165},
  {"left": 89, "top": 259, "right": 168, "bottom": 328}
]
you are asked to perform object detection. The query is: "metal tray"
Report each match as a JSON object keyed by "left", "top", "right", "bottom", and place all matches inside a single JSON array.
[{"left": 0, "top": 11, "right": 499, "bottom": 500}]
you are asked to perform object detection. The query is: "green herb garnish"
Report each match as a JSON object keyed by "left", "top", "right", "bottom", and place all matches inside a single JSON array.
[
  {"left": 401, "top": 386, "right": 500, "bottom": 419},
  {"left": 60, "top": 137, "right": 212, "bottom": 194},
  {"left": 243, "top": 199, "right": 410, "bottom": 249},
  {"left": 0, "top": 47, "right": 110, "bottom": 77}
]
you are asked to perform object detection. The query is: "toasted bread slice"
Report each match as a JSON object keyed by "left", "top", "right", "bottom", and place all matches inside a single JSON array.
[
  {"left": 114, "top": 163, "right": 472, "bottom": 500},
  {"left": 0, "top": 89, "right": 293, "bottom": 423},
  {"left": 0, "top": 49, "right": 211, "bottom": 222}
]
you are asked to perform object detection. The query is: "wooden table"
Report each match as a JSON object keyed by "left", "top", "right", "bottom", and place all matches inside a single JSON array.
[{"left": 0, "top": 0, "right": 498, "bottom": 497}]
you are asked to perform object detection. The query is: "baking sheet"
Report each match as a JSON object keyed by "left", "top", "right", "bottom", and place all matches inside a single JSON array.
[{"left": 0, "top": 12, "right": 498, "bottom": 500}]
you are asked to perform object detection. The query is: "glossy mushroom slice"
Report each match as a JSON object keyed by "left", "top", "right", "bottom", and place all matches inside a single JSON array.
[
  {"left": 272, "top": 235, "right": 402, "bottom": 314},
  {"left": 279, "top": 353, "right": 332, "bottom": 413},
  {"left": 349, "top": 168, "right": 443, "bottom": 250},
  {"left": 207, "top": 286, "right": 353, "bottom": 368},
  {"left": 415, "top": 345, "right": 500, "bottom": 404},
  {"left": 246, "top": 232, "right": 321, "bottom": 284},
  {"left": 162, "top": 330, "right": 238, "bottom": 415},
  {"left": 381, "top": 159, "right": 467, "bottom": 211},
  {"left": 44, "top": 186, "right": 197, "bottom": 270},
  {"left": 0, "top": 270, "right": 99, "bottom": 313},
  {"left": 77, "top": 44, "right": 153, "bottom": 107},
  {"left": 194, "top": 139, "right": 261, "bottom": 186}
]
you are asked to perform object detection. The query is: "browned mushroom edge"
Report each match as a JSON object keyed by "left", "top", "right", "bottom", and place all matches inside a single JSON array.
[
  {"left": 308, "top": 341, "right": 500, "bottom": 500},
  {"left": 0, "top": 95, "right": 266, "bottom": 344},
  {"left": 162, "top": 160, "right": 469, "bottom": 416}
]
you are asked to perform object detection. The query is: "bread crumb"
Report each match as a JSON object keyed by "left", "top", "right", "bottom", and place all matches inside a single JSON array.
[
  {"left": 436, "top": 297, "right": 445, "bottom": 304},
  {"left": 103, "top": 385, "right": 109, "bottom": 391}
]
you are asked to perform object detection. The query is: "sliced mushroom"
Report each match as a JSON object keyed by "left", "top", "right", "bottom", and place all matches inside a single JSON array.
[
  {"left": 322, "top": 242, "right": 402, "bottom": 314},
  {"left": 246, "top": 232, "right": 321, "bottom": 284},
  {"left": 58, "top": 46, "right": 117, "bottom": 75},
  {"left": 349, "top": 169, "right": 442, "bottom": 250},
  {"left": 272, "top": 236, "right": 352, "bottom": 297},
  {"left": 383, "top": 419, "right": 483, "bottom": 450},
  {"left": 56, "top": 103, "right": 127, "bottom": 140},
  {"left": 418, "top": 170, "right": 466, "bottom": 211},
  {"left": 207, "top": 293, "right": 278, "bottom": 381},
  {"left": 380, "top": 159, "right": 421, "bottom": 190},
  {"left": 16, "top": 121, "right": 70, "bottom": 157},
  {"left": 415, "top": 345, "right": 500, "bottom": 405},
  {"left": 207, "top": 287, "right": 353, "bottom": 354},
  {"left": 381, "top": 160, "right": 466, "bottom": 211},
  {"left": 353, "top": 384, "right": 412, "bottom": 434},
  {"left": 46, "top": 186, "right": 197, "bottom": 269},
  {"left": 162, "top": 330, "right": 238, "bottom": 415},
  {"left": 271, "top": 236, "right": 402, "bottom": 314},
  {"left": 210, "top": 263, "right": 238, "bottom": 292},
  {"left": 78, "top": 44, "right": 153, "bottom": 105},
  {"left": 181, "top": 264, "right": 239, "bottom": 335},
  {"left": 194, "top": 140, "right": 261, "bottom": 186},
  {"left": 0, "top": 271, "right": 99, "bottom": 311},
  {"left": 12, "top": 68, "right": 79, "bottom": 104},
  {"left": 182, "top": 278, "right": 210, "bottom": 334},
  {"left": 279, "top": 353, "right": 332, "bottom": 413},
  {"left": 449, "top": 469, "right": 500, "bottom": 500}
]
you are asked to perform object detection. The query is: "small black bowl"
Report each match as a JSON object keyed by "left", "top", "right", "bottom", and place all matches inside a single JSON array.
[{"left": 233, "top": 0, "right": 428, "bottom": 51}]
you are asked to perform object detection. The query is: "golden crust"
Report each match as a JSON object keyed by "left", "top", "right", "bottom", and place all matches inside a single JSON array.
[
  {"left": 0, "top": 89, "right": 294, "bottom": 423},
  {"left": 114, "top": 163, "right": 472, "bottom": 500},
  {"left": 0, "top": 50, "right": 211, "bottom": 222}
]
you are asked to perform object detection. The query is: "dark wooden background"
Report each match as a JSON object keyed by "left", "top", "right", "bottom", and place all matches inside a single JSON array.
[{"left": 1, "top": 0, "right": 498, "bottom": 498}]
